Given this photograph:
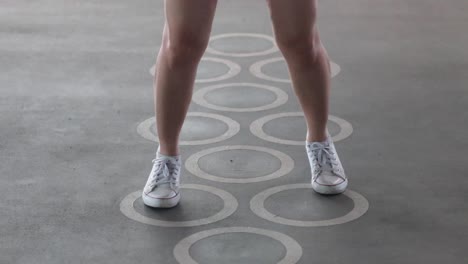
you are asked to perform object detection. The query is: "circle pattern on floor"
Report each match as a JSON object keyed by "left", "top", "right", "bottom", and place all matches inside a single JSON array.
[
  {"left": 206, "top": 33, "right": 279, "bottom": 57},
  {"left": 250, "top": 183, "right": 369, "bottom": 227},
  {"left": 149, "top": 57, "right": 241, "bottom": 83},
  {"left": 250, "top": 57, "right": 341, "bottom": 82},
  {"left": 250, "top": 112, "right": 353, "bottom": 145},
  {"left": 136, "top": 112, "right": 240, "bottom": 145},
  {"left": 263, "top": 187, "right": 355, "bottom": 220},
  {"left": 188, "top": 232, "right": 285, "bottom": 264},
  {"left": 120, "top": 184, "right": 238, "bottom": 227},
  {"left": 173, "top": 227, "right": 302, "bottom": 264},
  {"left": 199, "top": 149, "right": 281, "bottom": 179},
  {"left": 192, "top": 82, "right": 288, "bottom": 112},
  {"left": 185, "top": 145, "right": 294, "bottom": 183}
]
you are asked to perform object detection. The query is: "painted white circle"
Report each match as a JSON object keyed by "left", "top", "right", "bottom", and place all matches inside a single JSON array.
[
  {"left": 136, "top": 112, "right": 240, "bottom": 145},
  {"left": 149, "top": 57, "right": 241, "bottom": 83},
  {"left": 250, "top": 112, "right": 353, "bottom": 145},
  {"left": 192, "top": 82, "right": 288, "bottom": 112},
  {"left": 119, "top": 184, "right": 238, "bottom": 227},
  {"left": 174, "top": 226, "right": 302, "bottom": 264},
  {"left": 250, "top": 183, "right": 369, "bottom": 227},
  {"left": 206, "top": 33, "right": 279, "bottom": 57},
  {"left": 250, "top": 57, "right": 341, "bottom": 82},
  {"left": 185, "top": 145, "right": 294, "bottom": 183}
]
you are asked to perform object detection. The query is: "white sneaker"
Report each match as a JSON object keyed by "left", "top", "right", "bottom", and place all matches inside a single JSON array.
[
  {"left": 305, "top": 136, "right": 348, "bottom": 195},
  {"left": 142, "top": 147, "right": 182, "bottom": 208}
]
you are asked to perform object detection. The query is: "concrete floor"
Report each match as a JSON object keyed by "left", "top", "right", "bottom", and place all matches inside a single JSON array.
[{"left": 2, "top": 0, "right": 468, "bottom": 263}]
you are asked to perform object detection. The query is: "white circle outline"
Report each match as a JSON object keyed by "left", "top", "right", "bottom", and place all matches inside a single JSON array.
[
  {"left": 119, "top": 184, "right": 238, "bottom": 227},
  {"left": 250, "top": 183, "right": 369, "bottom": 227},
  {"left": 185, "top": 145, "right": 294, "bottom": 183},
  {"left": 192, "top": 82, "right": 288, "bottom": 112},
  {"left": 206, "top": 33, "right": 279, "bottom": 57},
  {"left": 149, "top": 57, "right": 241, "bottom": 83},
  {"left": 250, "top": 57, "right": 341, "bottom": 82},
  {"left": 249, "top": 112, "right": 353, "bottom": 145},
  {"left": 173, "top": 226, "right": 302, "bottom": 264},
  {"left": 136, "top": 112, "right": 240, "bottom": 145}
]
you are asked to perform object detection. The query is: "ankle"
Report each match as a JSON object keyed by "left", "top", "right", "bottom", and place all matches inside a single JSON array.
[
  {"left": 306, "top": 129, "right": 329, "bottom": 143},
  {"left": 157, "top": 145, "right": 180, "bottom": 157},
  {"left": 306, "top": 135, "right": 328, "bottom": 143}
]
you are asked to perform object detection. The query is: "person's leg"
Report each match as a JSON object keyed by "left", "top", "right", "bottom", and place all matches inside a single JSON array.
[
  {"left": 267, "top": 0, "right": 347, "bottom": 194},
  {"left": 266, "top": 0, "right": 330, "bottom": 142},
  {"left": 155, "top": 0, "right": 218, "bottom": 156},
  {"left": 142, "top": 0, "right": 218, "bottom": 208}
]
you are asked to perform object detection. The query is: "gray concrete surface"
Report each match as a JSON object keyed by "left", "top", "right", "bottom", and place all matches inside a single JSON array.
[{"left": 1, "top": 0, "right": 468, "bottom": 263}]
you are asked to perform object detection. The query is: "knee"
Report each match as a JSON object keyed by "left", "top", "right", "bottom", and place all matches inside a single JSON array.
[
  {"left": 164, "top": 33, "right": 209, "bottom": 66},
  {"left": 275, "top": 31, "right": 321, "bottom": 63}
]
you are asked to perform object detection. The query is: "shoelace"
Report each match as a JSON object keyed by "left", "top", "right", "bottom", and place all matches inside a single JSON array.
[
  {"left": 307, "top": 142, "right": 340, "bottom": 179},
  {"left": 148, "top": 158, "right": 180, "bottom": 189}
]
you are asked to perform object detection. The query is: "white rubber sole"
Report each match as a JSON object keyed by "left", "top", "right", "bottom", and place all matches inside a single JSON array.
[
  {"left": 312, "top": 178, "right": 348, "bottom": 195},
  {"left": 142, "top": 191, "right": 180, "bottom": 208}
]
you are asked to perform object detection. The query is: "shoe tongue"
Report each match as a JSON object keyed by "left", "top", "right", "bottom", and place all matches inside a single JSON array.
[
  {"left": 156, "top": 152, "right": 180, "bottom": 162},
  {"left": 322, "top": 161, "right": 333, "bottom": 170},
  {"left": 156, "top": 155, "right": 180, "bottom": 175},
  {"left": 308, "top": 141, "right": 329, "bottom": 149}
]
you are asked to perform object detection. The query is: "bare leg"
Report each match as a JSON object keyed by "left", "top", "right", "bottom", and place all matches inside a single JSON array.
[
  {"left": 155, "top": 0, "right": 218, "bottom": 156},
  {"left": 266, "top": 0, "right": 330, "bottom": 142}
]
